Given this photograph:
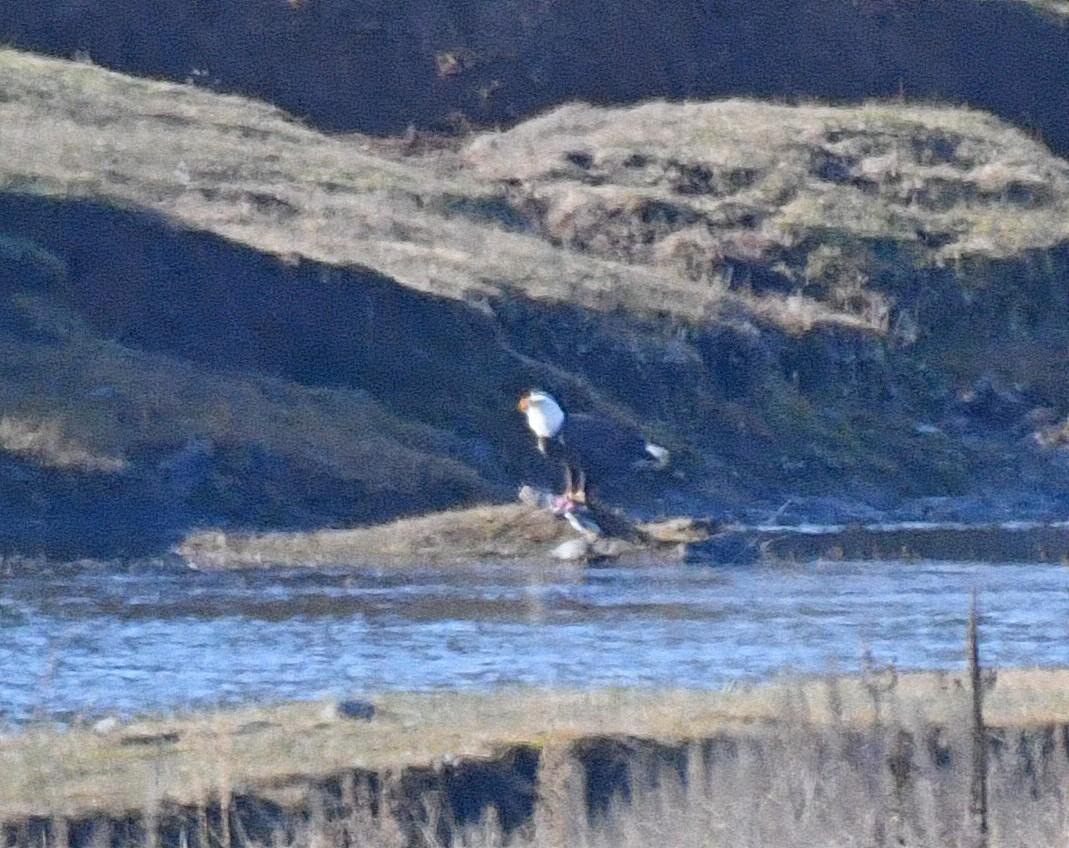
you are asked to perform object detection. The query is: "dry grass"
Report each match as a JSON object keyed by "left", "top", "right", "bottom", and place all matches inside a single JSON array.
[
  {"left": 5, "top": 46, "right": 1069, "bottom": 534},
  {"left": 3, "top": 669, "right": 1069, "bottom": 841},
  {"left": 0, "top": 687, "right": 714, "bottom": 818},
  {"left": 4, "top": 48, "right": 1069, "bottom": 336},
  {"left": 0, "top": 414, "right": 125, "bottom": 473},
  {"left": 210, "top": 724, "right": 1069, "bottom": 848},
  {"left": 176, "top": 503, "right": 575, "bottom": 568},
  {"left": 175, "top": 504, "right": 707, "bottom": 568},
  {"left": 531, "top": 722, "right": 1069, "bottom": 848}
]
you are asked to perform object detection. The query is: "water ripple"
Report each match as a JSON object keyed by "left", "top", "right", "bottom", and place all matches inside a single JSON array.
[{"left": 1, "top": 559, "right": 1067, "bottom": 722}]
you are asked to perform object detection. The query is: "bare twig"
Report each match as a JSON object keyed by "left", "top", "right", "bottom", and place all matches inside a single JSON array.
[{"left": 968, "top": 588, "right": 989, "bottom": 848}]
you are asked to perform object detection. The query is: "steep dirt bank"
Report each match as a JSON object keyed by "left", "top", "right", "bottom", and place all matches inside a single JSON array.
[{"left": 1, "top": 0, "right": 1068, "bottom": 156}]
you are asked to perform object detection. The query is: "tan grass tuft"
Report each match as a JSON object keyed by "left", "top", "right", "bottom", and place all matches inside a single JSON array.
[{"left": 0, "top": 414, "right": 125, "bottom": 472}]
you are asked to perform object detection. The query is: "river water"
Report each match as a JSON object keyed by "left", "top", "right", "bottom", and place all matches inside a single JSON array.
[{"left": 1, "top": 557, "right": 1067, "bottom": 723}]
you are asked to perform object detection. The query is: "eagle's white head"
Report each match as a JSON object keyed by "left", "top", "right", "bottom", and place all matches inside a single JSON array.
[{"left": 517, "top": 389, "right": 565, "bottom": 439}]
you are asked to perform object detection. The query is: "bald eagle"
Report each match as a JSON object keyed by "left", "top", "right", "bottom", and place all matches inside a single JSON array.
[{"left": 517, "top": 390, "right": 669, "bottom": 503}]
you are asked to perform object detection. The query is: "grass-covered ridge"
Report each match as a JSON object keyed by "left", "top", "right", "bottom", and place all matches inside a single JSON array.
[
  {"left": 5, "top": 47, "right": 1069, "bottom": 332},
  {"left": 464, "top": 99, "right": 1069, "bottom": 334},
  {"left": 467, "top": 98, "right": 1069, "bottom": 261},
  {"left": 0, "top": 48, "right": 681, "bottom": 320}
]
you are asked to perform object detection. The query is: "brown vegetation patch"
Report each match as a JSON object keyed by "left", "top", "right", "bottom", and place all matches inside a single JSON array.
[
  {"left": 177, "top": 504, "right": 570, "bottom": 569},
  {"left": 176, "top": 504, "right": 709, "bottom": 569}
]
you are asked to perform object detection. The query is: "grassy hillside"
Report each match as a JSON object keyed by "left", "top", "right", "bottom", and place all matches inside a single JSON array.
[
  {"left": 464, "top": 99, "right": 1069, "bottom": 326},
  {"left": 3, "top": 47, "right": 1069, "bottom": 553},
  {"left": 2, "top": 0, "right": 1069, "bottom": 157},
  {"left": 4, "top": 49, "right": 1069, "bottom": 325}
]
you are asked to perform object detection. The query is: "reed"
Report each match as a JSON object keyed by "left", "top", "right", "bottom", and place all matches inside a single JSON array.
[{"left": 5, "top": 677, "right": 1068, "bottom": 848}]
